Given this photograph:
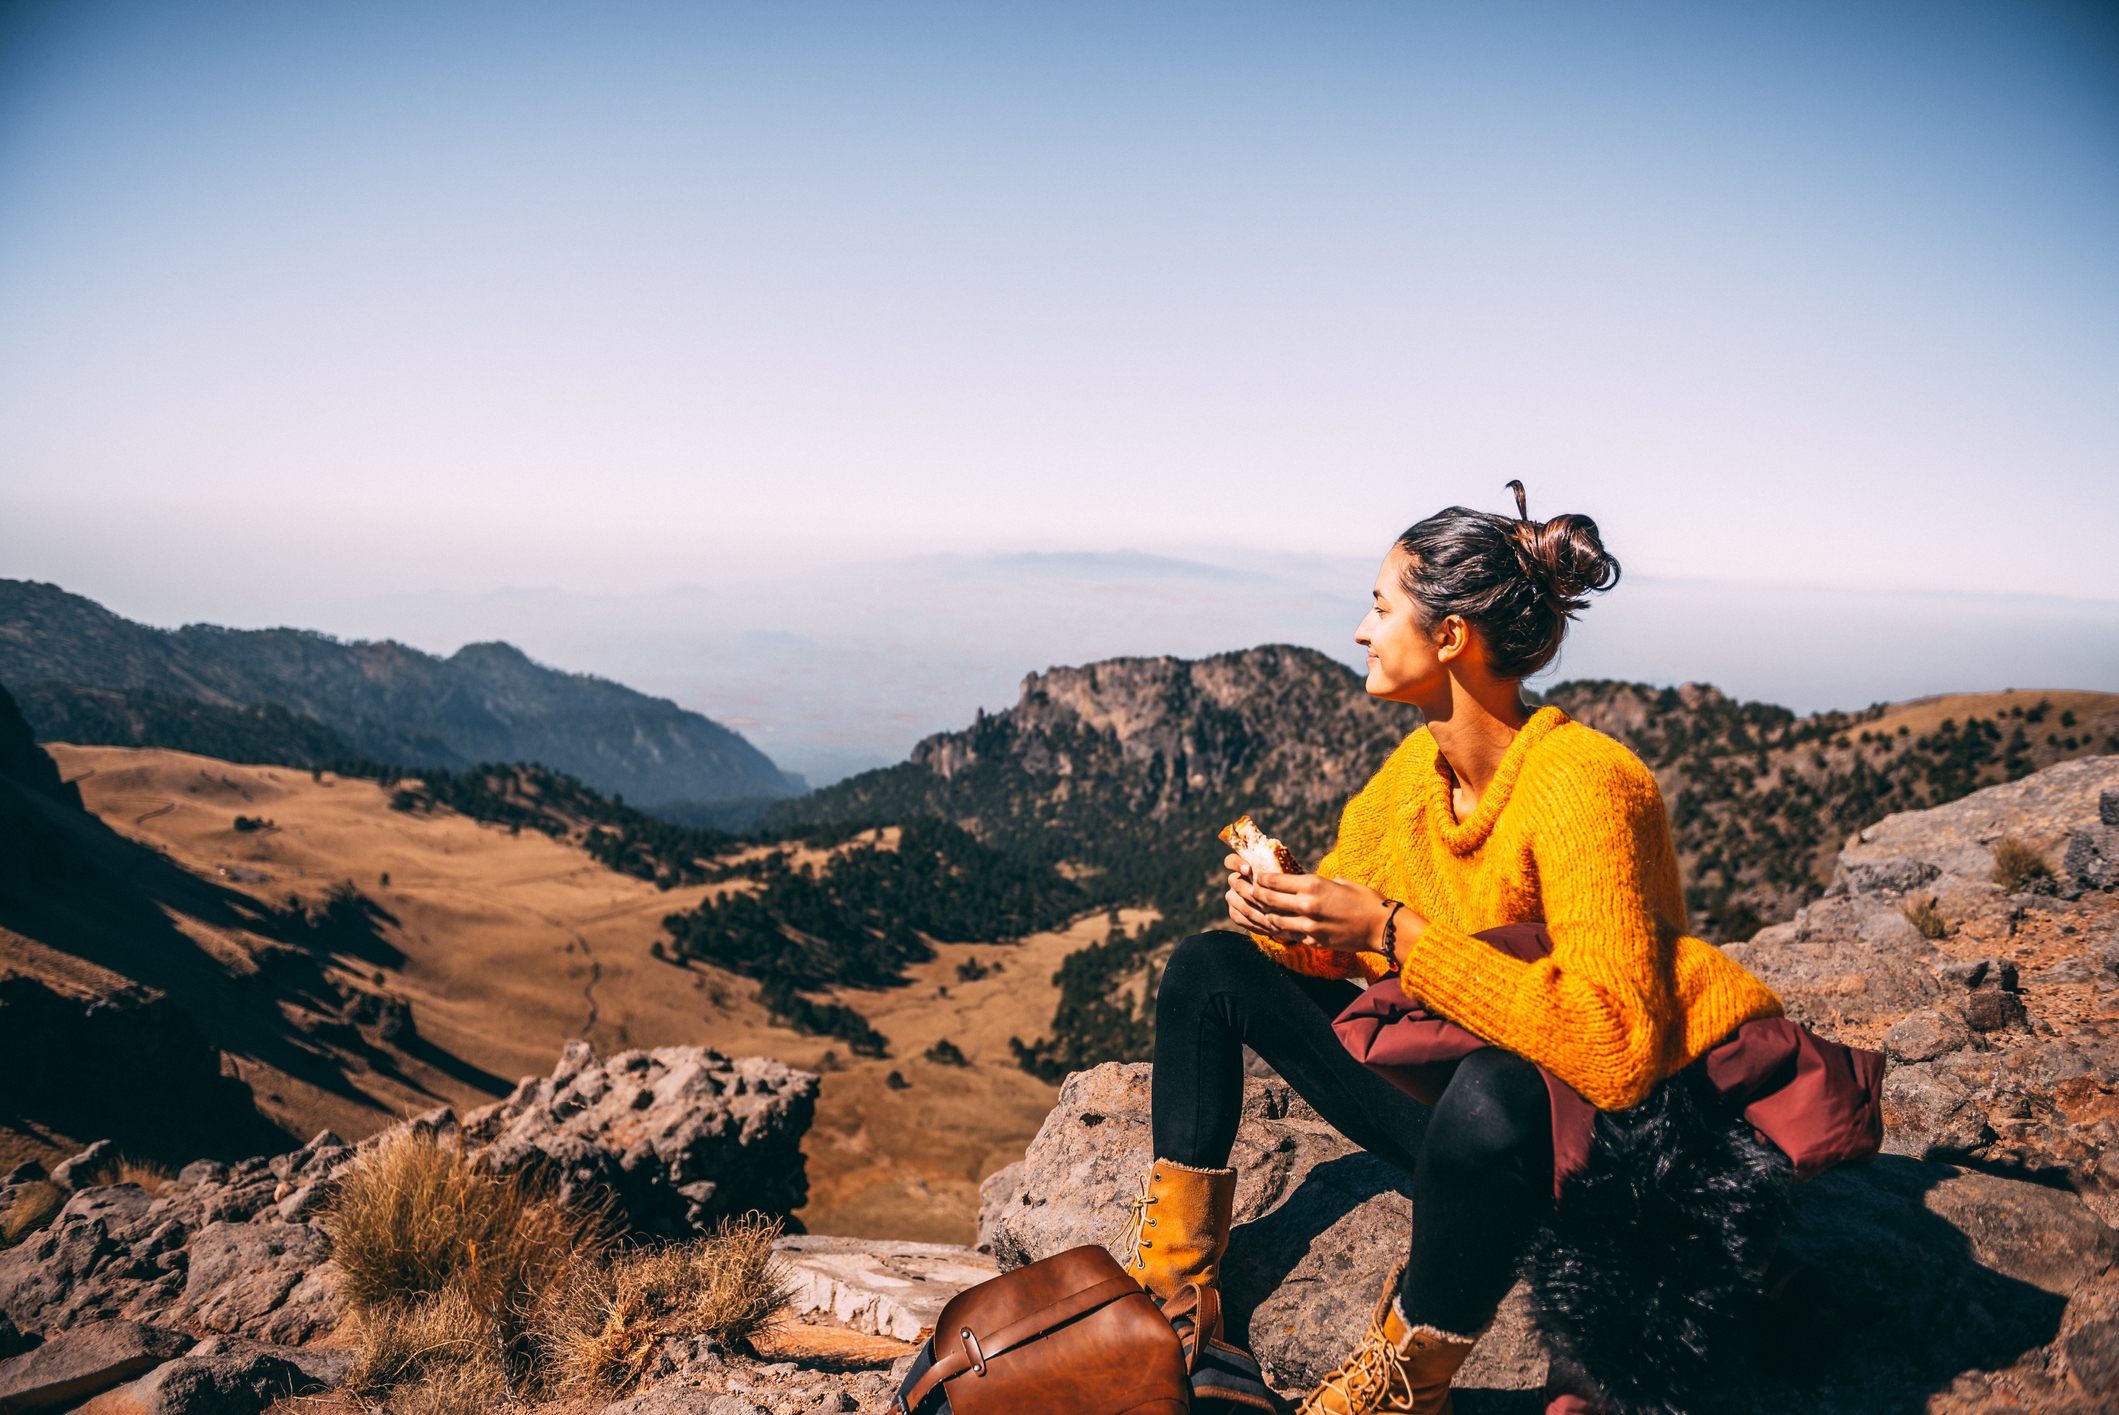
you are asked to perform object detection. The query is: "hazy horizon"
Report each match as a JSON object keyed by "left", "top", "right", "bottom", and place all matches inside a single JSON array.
[{"left": 20, "top": 552, "right": 2117, "bottom": 787}]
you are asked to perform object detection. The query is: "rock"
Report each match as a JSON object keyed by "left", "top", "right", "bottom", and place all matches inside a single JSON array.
[
  {"left": 814, "top": 1391, "right": 855, "bottom": 1413},
  {"left": 0, "top": 1216, "right": 119, "bottom": 1333},
  {"left": 48, "top": 1143, "right": 118, "bottom": 1192},
  {"left": 599, "top": 1387, "right": 736, "bottom": 1415},
  {"left": 462, "top": 1040, "right": 820, "bottom": 1234},
  {"left": 1857, "top": 910, "right": 1927, "bottom": 951},
  {"left": 1838, "top": 757, "right": 2119, "bottom": 891},
  {"left": 2065, "top": 824, "right": 2119, "bottom": 891},
  {"left": 1963, "top": 984, "right": 2029, "bottom": 1034},
  {"left": 1882, "top": 1063, "right": 1996, "bottom": 1158},
  {"left": 1884, "top": 1011, "right": 1971, "bottom": 1064},
  {"left": 1939, "top": 958, "right": 2019, "bottom": 990},
  {"left": 73, "top": 1334, "right": 354, "bottom": 1415},
  {"left": 2063, "top": 1316, "right": 2119, "bottom": 1396},
  {"left": 0, "top": 1319, "right": 191, "bottom": 1410},
  {"left": 56, "top": 1187, "right": 154, "bottom": 1233},
  {"left": 176, "top": 1222, "right": 343, "bottom": 1343},
  {"left": 0, "top": 1314, "right": 32, "bottom": 1360},
  {"left": 775, "top": 1236, "right": 996, "bottom": 1341}
]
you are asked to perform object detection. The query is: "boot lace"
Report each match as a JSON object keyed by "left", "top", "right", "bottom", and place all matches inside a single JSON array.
[
  {"left": 1298, "top": 1312, "right": 1411, "bottom": 1415},
  {"left": 1116, "top": 1172, "right": 1158, "bottom": 1271}
]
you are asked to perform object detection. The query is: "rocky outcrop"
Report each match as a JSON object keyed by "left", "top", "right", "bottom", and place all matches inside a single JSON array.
[
  {"left": 461, "top": 1040, "right": 820, "bottom": 1235},
  {"left": 1726, "top": 756, "right": 2119, "bottom": 1221},
  {"left": 0, "top": 1038, "right": 817, "bottom": 1415},
  {"left": 982, "top": 1061, "right": 2119, "bottom": 1411}
]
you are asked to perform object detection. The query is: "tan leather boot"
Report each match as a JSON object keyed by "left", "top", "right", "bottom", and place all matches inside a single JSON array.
[
  {"left": 1296, "top": 1283, "right": 1479, "bottom": 1415},
  {"left": 1114, "top": 1159, "right": 1237, "bottom": 1301}
]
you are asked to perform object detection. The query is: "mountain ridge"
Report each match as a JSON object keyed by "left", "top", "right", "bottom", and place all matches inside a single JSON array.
[{"left": 0, "top": 579, "right": 799, "bottom": 807}]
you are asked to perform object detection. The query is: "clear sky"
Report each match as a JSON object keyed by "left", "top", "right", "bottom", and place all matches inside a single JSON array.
[{"left": 3, "top": 2, "right": 2116, "bottom": 626}]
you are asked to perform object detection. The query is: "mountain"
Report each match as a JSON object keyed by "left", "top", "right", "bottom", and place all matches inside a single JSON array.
[
  {"left": 0, "top": 580, "right": 801, "bottom": 807},
  {"left": 756, "top": 643, "right": 1421, "bottom": 910}
]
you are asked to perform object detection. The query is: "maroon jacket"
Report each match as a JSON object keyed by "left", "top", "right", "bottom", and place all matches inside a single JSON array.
[{"left": 1331, "top": 922, "right": 1887, "bottom": 1190}]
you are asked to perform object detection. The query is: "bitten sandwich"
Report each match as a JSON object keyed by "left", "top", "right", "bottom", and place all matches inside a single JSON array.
[{"left": 1219, "top": 814, "right": 1305, "bottom": 878}]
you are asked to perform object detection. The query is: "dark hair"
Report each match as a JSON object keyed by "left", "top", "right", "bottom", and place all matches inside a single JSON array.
[{"left": 1394, "top": 480, "right": 1620, "bottom": 680}]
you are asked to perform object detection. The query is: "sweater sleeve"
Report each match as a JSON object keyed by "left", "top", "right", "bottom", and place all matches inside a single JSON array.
[
  {"left": 1392, "top": 751, "right": 1713, "bottom": 1109},
  {"left": 1245, "top": 744, "right": 1401, "bottom": 984}
]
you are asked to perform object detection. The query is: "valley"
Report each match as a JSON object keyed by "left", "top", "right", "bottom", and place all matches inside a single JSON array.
[{"left": 16, "top": 745, "right": 1134, "bottom": 1244}]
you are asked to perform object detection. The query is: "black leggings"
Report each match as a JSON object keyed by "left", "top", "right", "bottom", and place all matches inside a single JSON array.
[{"left": 1152, "top": 931, "right": 1554, "bottom": 1337}]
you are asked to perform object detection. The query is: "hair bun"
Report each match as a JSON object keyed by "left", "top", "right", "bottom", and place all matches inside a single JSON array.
[{"left": 1502, "top": 480, "right": 1620, "bottom": 613}]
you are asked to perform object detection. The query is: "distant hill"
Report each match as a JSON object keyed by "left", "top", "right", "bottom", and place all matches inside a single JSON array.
[{"left": 0, "top": 580, "right": 801, "bottom": 807}]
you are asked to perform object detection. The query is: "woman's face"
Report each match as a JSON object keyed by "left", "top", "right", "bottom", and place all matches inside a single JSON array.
[{"left": 1357, "top": 547, "right": 1451, "bottom": 703}]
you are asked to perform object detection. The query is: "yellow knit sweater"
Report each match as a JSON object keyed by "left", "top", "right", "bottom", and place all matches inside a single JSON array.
[{"left": 1253, "top": 706, "right": 1783, "bottom": 1110}]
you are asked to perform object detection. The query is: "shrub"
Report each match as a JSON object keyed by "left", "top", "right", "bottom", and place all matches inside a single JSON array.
[
  {"left": 233, "top": 815, "right": 274, "bottom": 832},
  {"left": 924, "top": 1039, "right": 969, "bottom": 1067},
  {"left": 1, "top": 1182, "right": 66, "bottom": 1246},
  {"left": 538, "top": 1214, "right": 792, "bottom": 1397},
  {"left": 1991, "top": 836, "right": 2054, "bottom": 894},
  {"left": 1900, "top": 896, "right": 1948, "bottom": 940}
]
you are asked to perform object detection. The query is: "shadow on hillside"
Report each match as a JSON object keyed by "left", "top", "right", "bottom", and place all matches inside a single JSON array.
[{"left": 401, "top": 1035, "right": 514, "bottom": 1098}]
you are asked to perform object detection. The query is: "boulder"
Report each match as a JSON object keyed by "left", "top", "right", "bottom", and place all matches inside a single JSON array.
[
  {"left": 72, "top": 1334, "right": 354, "bottom": 1415},
  {"left": 0, "top": 1319, "right": 190, "bottom": 1410},
  {"left": 991, "top": 1061, "right": 2119, "bottom": 1412},
  {"left": 48, "top": 1143, "right": 118, "bottom": 1192},
  {"left": 175, "top": 1223, "right": 343, "bottom": 1344},
  {"left": 461, "top": 1040, "right": 820, "bottom": 1235}
]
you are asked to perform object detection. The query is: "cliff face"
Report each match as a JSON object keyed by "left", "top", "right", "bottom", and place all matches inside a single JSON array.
[
  {"left": 769, "top": 645, "right": 1421, "bottom": 907},
  {"left": 0, "top": 580, "right": 798, "bottom": 806}
]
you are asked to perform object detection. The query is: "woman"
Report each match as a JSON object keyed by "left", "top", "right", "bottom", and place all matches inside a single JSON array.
[{"left": 1116, "top": 485, "right": 1791, "bottom": 1415}]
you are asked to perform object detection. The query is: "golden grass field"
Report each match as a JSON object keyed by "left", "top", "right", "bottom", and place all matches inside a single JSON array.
[{"left": 34, "top": 744, "right": 1152, "bottom": 1244}]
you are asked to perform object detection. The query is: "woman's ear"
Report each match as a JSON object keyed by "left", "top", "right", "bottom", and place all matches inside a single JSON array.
[{"left": 1433, "top": 614, "right": 1473, "bottom": 664}]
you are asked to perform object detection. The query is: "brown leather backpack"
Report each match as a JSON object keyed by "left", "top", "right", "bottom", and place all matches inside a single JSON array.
[{"left": 896, "top": 1245, "right": 1209, "bottom": 1415}]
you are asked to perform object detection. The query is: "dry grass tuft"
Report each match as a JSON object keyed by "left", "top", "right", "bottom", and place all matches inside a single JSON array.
[
  {"left": 540, "top": 1213, "right": 793, "bottom": 1398},
  {"left": 2, "top": 1182, "right": 67, "bottom": 1247},
  {"left": 1992, "top": 836, "right": 2054, "bottom": 893},
  {"left": 116, "top": 1159, "right": 174, "bottom": 1196},
  {"left": 323, "top": 1130, "right": 602, "bottom": 1318},
  {"left": 346, "top": 1288, "right": 515, "bottom": 1415},
  {"left": 323, "top": 1131, "right": 608, "bottom": 1410},
  {"left": 1900, "top": 896, "right": 1949, "bottom": 940},
  {"left": 322, "top": 1135, "right": 791, "bottom": 1410}
]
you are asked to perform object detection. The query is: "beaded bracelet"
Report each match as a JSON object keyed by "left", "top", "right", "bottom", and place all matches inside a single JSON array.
[{"left": 1380, "top": 900, "right": 1405, "bottom": 971}]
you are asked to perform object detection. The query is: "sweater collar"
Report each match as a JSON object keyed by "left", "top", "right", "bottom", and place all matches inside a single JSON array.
[{"left": 1419, "top": 705, "right": 1572, "bottom": 854}]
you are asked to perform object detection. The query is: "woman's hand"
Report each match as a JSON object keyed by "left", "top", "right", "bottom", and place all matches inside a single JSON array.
[{"left": 1225, "top": 853, "right": 1426, "bottom": 956}]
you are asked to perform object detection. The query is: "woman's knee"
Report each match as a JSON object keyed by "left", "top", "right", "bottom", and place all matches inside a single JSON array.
[
  {"left": 1424, "top": 1048, "right": 1552, "bottom": 1179},
  {"left": 1157, "top": 930, "right": 1260, "bottom": 1006}
]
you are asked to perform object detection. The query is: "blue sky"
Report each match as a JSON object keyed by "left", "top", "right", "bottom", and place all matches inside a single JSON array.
[{"left": 2, "top": 1, "right": 2115, "bottom": 764}]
